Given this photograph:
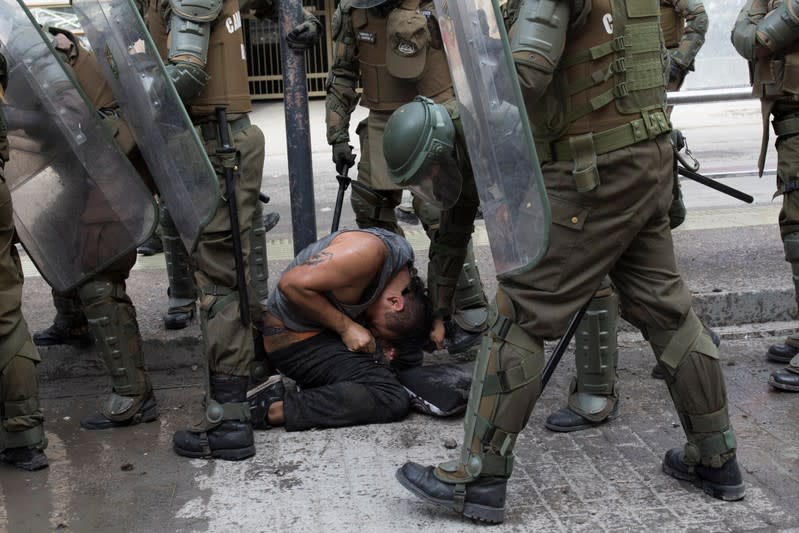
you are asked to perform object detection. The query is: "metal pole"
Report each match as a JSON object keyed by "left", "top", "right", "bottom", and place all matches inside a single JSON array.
[
  {"left": 667, "top": 87, "right": 754, "bottom": 105},
  {"left": 279, "top": 0, "right": 317, "bottom": 255}
]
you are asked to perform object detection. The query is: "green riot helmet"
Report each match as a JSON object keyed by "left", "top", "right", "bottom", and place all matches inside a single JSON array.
[{"left": 383, "top": 95, "right": 463, "bottom": 209}]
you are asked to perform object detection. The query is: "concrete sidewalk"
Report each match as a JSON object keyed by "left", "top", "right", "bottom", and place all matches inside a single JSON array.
[{"left": 5, "top": 99, "right": 799, "bottom": 531}]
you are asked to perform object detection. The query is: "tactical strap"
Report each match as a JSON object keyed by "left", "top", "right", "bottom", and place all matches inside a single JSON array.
[
  {"left": 698, "top": 429, "right": 737, "bottom": 458},
  {"left": 480, "top": 453, "right": 514, "bottom": 477},
  {"left": 474, "top": 416, "right": 517, "bottom": 456},
  {"left": 3, "top": 397, "right": 40, "bottom": 418},
  {"left": 773, "top": 114, "right": 799, "bottom": 136},
  {"left": 0, "top": 423, "right": 45, "bottom": 449},
  {"left": 536, "top": 111, "right": 669, "bottom": 162},
  {"left": 686, "top": 405, "right": 730, "bottom": 434}
]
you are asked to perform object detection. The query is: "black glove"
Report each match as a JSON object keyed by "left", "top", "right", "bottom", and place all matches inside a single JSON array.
[
  {"left": 668, "top": 60, "right": 688, "bottom": 88},
  {"left": 332, "top": 142, "right": 356, "bottom": 174},
  {"left": 286, "top": 20, "right": 321, "bottom": 51}
]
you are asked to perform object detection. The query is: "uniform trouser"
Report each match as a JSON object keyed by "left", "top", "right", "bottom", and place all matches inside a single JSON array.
[
  {"left": 267, "top": 331, "right": 409, "bottom": 431},
  {"left": 0, "top": 176, "right": 45, "bottom": 450},
  {"left": 351, "top": 111, "right": 487, "bottom": 325},
  {"left": 191, "top": 121, "right": 265, "bottom": 380},
  {"left": 436, "top": 135, "right": 736, "bottom": 484},
  {"left": 775, "top": 132, "right": 799, "bottom": 356}
]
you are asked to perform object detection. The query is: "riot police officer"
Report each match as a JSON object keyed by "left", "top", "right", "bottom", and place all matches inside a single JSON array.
[
  {"left": 326, "top": 0, "right": 489, "bottom": 357},
  {"left": 392, "top": 0, "right": 744, "bottom": 523},
  {"left": 545, "top": 0, "right": 710, "bottom": 433},
  {"left": 0, "top": 49, "right": 49, "bottom": 471},
  {"left": 142, "top": 0, "right": 320, "bottom": 460},
  {"left": 733, "top": 0, "right": 799, "bottom": 390}
]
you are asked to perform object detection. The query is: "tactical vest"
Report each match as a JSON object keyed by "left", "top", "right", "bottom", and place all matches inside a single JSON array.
[
  {"left": 751, "top": 0, "right": 799, "bottom": 101},
  {"left": 188, "top": 0, "right": 252, "bottom": 117},
  {"left": 352, "top": 1, "right": 453, "bottom": 112},
  {"left": 532, "top": 0, "right": 669, "bottom": 161},
  {"left": 50, "top": 29, "right": 116, "bottom": 110},
  {"left": 659, "top": 4, "right": 684, "bottom": 49}
]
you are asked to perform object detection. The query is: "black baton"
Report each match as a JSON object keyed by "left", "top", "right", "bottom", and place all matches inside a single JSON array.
[
  {"left": 331, "top": 168, "right": 351, "bottom": 234},
  {"left": 215, "top": 107, "right": 250, "bottom": 327},
  {"left": 541, "top": 302, "right": 590, "bottom": 389},
  {"left": 677, "top": 167, "right": 754, "bottom": 204}
]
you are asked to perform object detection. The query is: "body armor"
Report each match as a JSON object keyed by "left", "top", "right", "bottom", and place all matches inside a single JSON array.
[{"left": 530, "top": 0, "right": 669, "bottom": 160}]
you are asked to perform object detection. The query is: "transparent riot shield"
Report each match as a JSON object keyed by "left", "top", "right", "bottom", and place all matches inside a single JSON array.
[
  {"left": 0, "top": 3, "right": 157, "bottom": 293},
  {"left": 72, "top": 0, "right": 218, "bottom": 252},
  {"left": 433, "top": 0, "right": 550, "bottom": 277}
]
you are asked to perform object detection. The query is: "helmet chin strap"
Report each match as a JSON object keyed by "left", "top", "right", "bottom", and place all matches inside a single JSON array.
[{"left": 371, "top": 0, "right": 402, "bottom": 17}]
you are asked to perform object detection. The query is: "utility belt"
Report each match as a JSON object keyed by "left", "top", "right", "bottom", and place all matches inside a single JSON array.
[
  {"left": 536, "top": 111, "right": 670, "bottom": 164},
  {"left": 196, "top": 114, "right": 251, "bottom": 143},
  {"left": 773, "top": 113, "right": 799, "bottom": 137}
]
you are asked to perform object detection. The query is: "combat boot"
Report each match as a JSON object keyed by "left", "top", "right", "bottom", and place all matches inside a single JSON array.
[
  {"left": 33, "top": 322, "right": 93, "bottom": 348},
  {"left": 662, "top": 448, "right": 745, "bottom": 501},
  {"left": 137, "top": 233, "right": 163, "bottom": 255},
  {"left": 33, "top": 291, "right": 93, "bottom": 348},
  {"left": 247, "top": 374, "right": 285, "bottom": 429},
  {"left": 173, "top": 375, "right": 255, "bottom": 461},
  {"left": 766, "top": 341, "right": 799, "bottom": 364},
  {"left": 163, "top": 300, "right": 195, "bottom": 330},
  {"left": 445, "top": 320, "right": 485, "bottom": 355},
  {"left": 545, "top": 399, "right": 620, "bottom": 432},
  {"left": 80, "top": 391, "right": 159, "bottom": 429},
  {"left": 768, "top": 356, "right": 799, "bottom": 391},
  {"left": 396, "top": 463, "right": 507, "bottom": 524},
  {"left": 0, "top": 447, "right": 49, "bottom": 471}
]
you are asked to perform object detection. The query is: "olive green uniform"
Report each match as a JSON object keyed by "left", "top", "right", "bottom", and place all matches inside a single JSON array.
[
  {"left": 399, "top": 0, "right": 740, "bottom": 519},
  {"left": 0, "top": 53, "right": 47, "bottom": 454},
  {"left": 326, "top": 0, "right": 488, "bottom": 334},
  {"left": 732, "top": 0, "right": 799, "bottom": 386},
  {"left": 34, "top": 30, "right": 157, "bottom": 428},
  {"left": 548, "top": 0, "right": 709, "bottom": 430}
]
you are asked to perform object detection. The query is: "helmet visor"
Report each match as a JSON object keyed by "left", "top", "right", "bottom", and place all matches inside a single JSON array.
[{"left": 407, "top": 154, "right": 463, "bottom": 210}]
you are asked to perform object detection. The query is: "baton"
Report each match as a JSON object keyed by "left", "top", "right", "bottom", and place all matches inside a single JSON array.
[
  {"left": 215, "top": 107, "right": 250, "bottom": 327},
  {"left": 331, "top": 167, "right": 351, "bottom": 233},
  {"left": 677, "top": 166, "right": 754, "bottom": 204},
  {"left": 541, "top": 302, "right": 590, "bottom": 390}
]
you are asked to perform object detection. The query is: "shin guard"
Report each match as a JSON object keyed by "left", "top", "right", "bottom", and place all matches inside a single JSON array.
[
  {"left": 648, "top": 309, "right": 736, "bottom": 468},
  {"left": 436, "top": 289, "right": 544, "bottom": 483}
]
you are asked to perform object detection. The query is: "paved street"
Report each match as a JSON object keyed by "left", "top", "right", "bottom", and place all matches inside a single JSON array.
[{"left": 5, "top": 99, "right": 799, "bottom": 532}]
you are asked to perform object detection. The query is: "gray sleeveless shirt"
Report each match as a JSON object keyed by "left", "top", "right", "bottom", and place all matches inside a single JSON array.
[{"left": 266, "top": 228, "right": 415, "bottom": 331}]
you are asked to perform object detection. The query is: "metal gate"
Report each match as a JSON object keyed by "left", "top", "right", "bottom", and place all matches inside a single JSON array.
[{"left": 245, "top": 0, "right": 333, "bottom": 100}]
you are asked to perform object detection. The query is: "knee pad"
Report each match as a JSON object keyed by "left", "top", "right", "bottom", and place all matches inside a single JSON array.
[{"left": 446, "top": 288, "right": 544, "bottom": 481}]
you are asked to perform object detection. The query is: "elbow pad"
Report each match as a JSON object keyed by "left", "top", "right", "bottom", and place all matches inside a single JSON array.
[
  {"left": 509, "top": 0, "right": 569, "bottom": 97},
  {"left": 755, "top": 0, "right": 799, "bottom": 54},
  {"left": 165, "top": 61, "right": 211, "bottom": 103},
  {"left": 166, "top": 0, "right": 221, "bottom": 65}
]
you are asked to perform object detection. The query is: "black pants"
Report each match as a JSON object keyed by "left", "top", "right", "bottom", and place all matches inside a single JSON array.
[{"left": 267, "top": 331, "right": 409, "bottom": 431}]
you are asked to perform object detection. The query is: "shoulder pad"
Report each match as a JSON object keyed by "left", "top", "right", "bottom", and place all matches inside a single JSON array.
[
  {"left": 169, "top": 0, "right": 222, "bottom": 23},
  {"left": 338, "top": 0, "right": 354, "bottom": 14}
]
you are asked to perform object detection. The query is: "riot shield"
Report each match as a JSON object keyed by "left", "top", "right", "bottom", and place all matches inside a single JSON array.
[
  {"left": 0, "top": 2, "right": 157, "bottom": 293},
  {"left": 72, "top": 0, "right": 219, "bottom": 252},
  {"left": 433, "top": 0, "right": 550, "bottom": 277}
]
